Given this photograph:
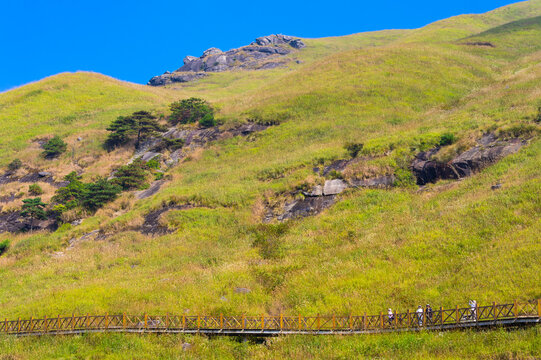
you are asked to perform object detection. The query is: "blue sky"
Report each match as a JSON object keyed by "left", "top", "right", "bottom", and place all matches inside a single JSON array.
[{"left": 0, "top": 0, "right": 520, "bottom": 92}]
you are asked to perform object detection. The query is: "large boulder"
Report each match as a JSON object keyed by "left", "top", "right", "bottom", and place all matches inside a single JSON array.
[
  {"left": 202, "top": 47, "right": 222, "bottom": 57},
  {"left": 147, "top": 72, "right": 207, "bottom": 86},
  {"left": 323, "top": 179, "right": 348, "bottom": 195},
  {"left": 253, "top": 34, "right": 306, "bottom": 49}
]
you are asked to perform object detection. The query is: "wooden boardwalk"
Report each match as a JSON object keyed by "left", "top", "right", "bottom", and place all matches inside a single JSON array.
[{"left": 2, "top": 300, "right": 539, "bottom": 337}]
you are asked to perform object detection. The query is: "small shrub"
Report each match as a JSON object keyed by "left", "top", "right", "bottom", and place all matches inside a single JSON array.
[
  {"left": 81, "top": 178, "right": 122, "bottom": 211},
  {"left": 151, "top": 137, "right": 184, "bottom": 152},
  {"left": 439, "top": 133, "right": 457, "bottom": 146},
  {"left": 111, "top": 158, "right": 150, "bottom": 191},
  {"left": 7, "top": 159, "right": 22, "bottom": 171},
  {"left": 154, "top": 172, "right": 165, "bottom": 181},
  {"left": 146, "top": 156, "right": 161, "bottom": 170},
  {"left": 0, "top": 239, "right": 9, "bottom": 256},
  {"left": 169, "top": 98, "right": 214, "bottom": 125},
  {"left": 48, "top": 204, "right": 67, "bottom": 219},
  {"left": 344, "top": 142, "right": 364, "bottom": 158},
  {"left": 52, "top": 172, "right": 85, "bottom": 209},
  {"left": 28, "top": 184, "right": 43, "bottom": 196},
  {"left": 42, "top": 136, "right": 67, "bottom": 158},
  {"left": 198, "top": 112, "right": 216, "bottom": 128}
]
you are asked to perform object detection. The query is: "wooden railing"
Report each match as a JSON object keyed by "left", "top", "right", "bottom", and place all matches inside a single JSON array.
[{"left": 1, "top": 300, "right": 539, "bottom": 336}]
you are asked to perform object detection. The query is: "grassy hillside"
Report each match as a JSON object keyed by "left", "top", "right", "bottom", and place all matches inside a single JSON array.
[
  {"left": 1, "top": 1, "right": 541, "bottom": 359},
  {"left": 0, "top": 72, "right": 176, "bottom": 166}
]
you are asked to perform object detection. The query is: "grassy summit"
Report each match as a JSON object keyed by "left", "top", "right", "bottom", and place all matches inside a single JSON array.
[{"left": 1, "top": 1, "right": 541, "bottom": 358}]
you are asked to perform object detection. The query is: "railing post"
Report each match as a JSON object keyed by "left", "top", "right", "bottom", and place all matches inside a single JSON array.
[
  {"left": 475, "top": 304, "right": 478, "bottom": 322},
  {"left": 105, "top": 313, "right": 109, "bottom": 330},
  {"left": 379, "top": 312, "right": 383, "bottom": 330},
  {"left": 363, "top": 312, "right": 367, "bottom": 330},
  {"left": 71, "top": 313, "right": 75, "bottom": 331},
  {"left": 44, "top": 315, "right": 48, "bottom": 333},
  {"left": 57, "top": 315, "right": 60, "bottom": 331},
  {"left": 298, "top": 314, "right": 302, "bottom": 331},
  {"left": 220, "top": 313, "right": 224, "bottom": 330},
  {"left": 406, "top": 309, "right": 409, "bottom": 328},
  {"left": 514, "top": 299, "right": 518, "bottom": 319},
  {"left": 456, "top": 306, "right": 459, "bottom": 325},
  {"left": 261, "top": 314, "right": 264, "bottom": 331},
  {"left": 440, "top": 307, "right": 443, "bottom": 326},
  {"left": 538, "top": 299, "right": 541, "bottom": 318},
  {"left": 123, "top": 313, "right": 126, "bottom": 329},
  {"left": 4, "top": 318, "right": 8, "bottom": 333},
  {"left": 144, "top": 313, "right": 148, "bottom": 329},
  {"left": 493, "top": 302, "right": 496, "bottom": 321},
  {"left": 86, "top": 313, "right": 90, "bottom": 329},
  {"left": 332, "top": 314, "right": 336, "bottom": 331},
  {"left": 317, "top": 314, "right": 320, "bottom": 331},
  {"left": 17, "top": 318, "right": 21, "bottom": 334},
  {"left": 182, "top": 315, "right": 186, "bottom": 330},
  {"left": 165, "top": 313, "right": 169, "bottom": 329},
  {"left": 280, "top": 314, "right": 283, "bottom": 332},
  {"left": 242, "top": 314, "right": 245, "bottom": 331},
  {"left": 197, "top": 315, "right": 200, "bottom": 331},
  {"left": 30, "top": 316, "right": 34, "bottom": 333},
  {"left": 349, "top": 314, "right": 352, "bottom": 331}
]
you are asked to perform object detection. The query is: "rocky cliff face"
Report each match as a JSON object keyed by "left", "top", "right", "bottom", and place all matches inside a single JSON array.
[{"left": 148, "top": 34, "right": 306, "bottom": 86}]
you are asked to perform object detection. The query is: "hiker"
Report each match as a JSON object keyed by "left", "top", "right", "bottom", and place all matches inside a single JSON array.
[
  {"left": 469, "top": 300, "right": 477, "bottom": 321},
  {"left": 416, "top": 305, "right": 423, "bottom": 326},
  {"left": 388, "top": 308, "right": 395, "bottom": 326},
  {"left": 425, "top": 304, "right": 433, "bottom": 325}
]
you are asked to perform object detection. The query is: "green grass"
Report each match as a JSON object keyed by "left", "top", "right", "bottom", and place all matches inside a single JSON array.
[
  {"left": 0, "top": 328, "right": 539, "bottom": 359},
  {"left": 1, "top": 1, "right": 541, "bottom": 358}
]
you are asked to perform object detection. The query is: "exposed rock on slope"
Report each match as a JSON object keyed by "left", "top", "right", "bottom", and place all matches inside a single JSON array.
[
  {"left": 134, "top": 123, "right": 270, "bottom": 168},
  {"left": 0, "top": 211, "right": 57, "bottom": 233},
  {"left": 412, "top": 134, "right": 526, "bottom": 185},
  {"left": 148, "top": 34, "right": 306, "bottom": 86}
]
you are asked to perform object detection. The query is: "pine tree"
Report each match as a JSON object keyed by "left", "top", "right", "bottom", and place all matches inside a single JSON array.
[
  {"left": 52, "top": 171, "right": 86, "bottom": 209},
  {"left": 81, "top": 178, "right": 122, "bottom": 211},
  {"left": 105, "top": 115, "right": 137, "bottom": 149},
  {"left": 111, "top": 158, "right": 150, "bottom": 190},
  {"left": 21, "top": 197, "right": 47, "bottom": 230},
  {"left": 131, "top": 111, "right": 166, "bottom": 146},
  {"left": 105, "top": 111, "right": 165, "bottom": 149}
]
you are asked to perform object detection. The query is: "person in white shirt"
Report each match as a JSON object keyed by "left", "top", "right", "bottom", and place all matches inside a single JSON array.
[
  {"left": 416, "top": 305, "right": 424, "bottom": 326},
  {"left": 469, "top": 300, "right": 477, "bottom": 321},
  {"left": 388, "top": 308, "right": 395, "bottom": 326}
]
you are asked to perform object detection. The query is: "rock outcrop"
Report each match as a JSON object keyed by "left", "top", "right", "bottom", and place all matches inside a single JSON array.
[
  {"left": 132, "top": 122, "right": 271, "bottom": 168},
  {"left": 148, "top": 34, "right": 306, "bottom": 86},
  {"left": 147, "top": 72, "right": 207, "bottom": 86},
  {"left": 0, "top": 211, "right": 57, "bottom": 233},
  {"left": 412, "top": 134, "right": 526, "bottom": 185}
]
